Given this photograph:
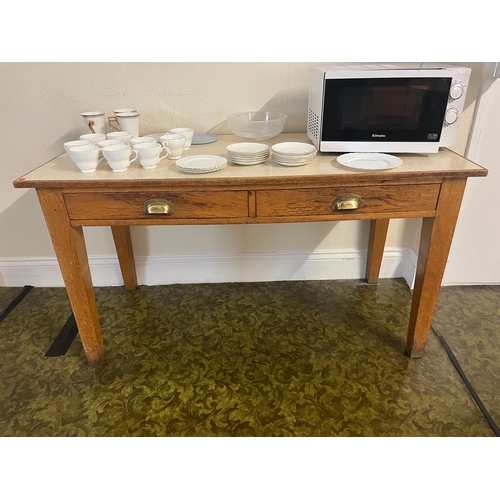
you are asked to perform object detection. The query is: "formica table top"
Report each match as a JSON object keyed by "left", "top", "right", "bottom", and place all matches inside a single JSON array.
[{"left": 14, "top": 133, "right": 488, "bottom": 189}]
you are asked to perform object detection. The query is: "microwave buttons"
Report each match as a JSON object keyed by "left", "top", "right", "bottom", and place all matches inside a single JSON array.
[
  {"left": 444, "top": 107, "right": 459, "bottom": 125},
  {"left": 449, "top": 81, "right": 465, "bottom": 100}
]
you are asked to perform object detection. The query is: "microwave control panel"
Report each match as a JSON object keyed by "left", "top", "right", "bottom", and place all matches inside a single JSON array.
[{"left": 441, "top": 68, "right": 471, "bottom": 147}]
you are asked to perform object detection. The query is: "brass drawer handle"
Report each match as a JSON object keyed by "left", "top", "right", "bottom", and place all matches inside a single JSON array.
[
  {"left": 143, "top": 198, "right": 175, "bottom": 215},
  {"left": 331, "top": 194, "right": 364, "bottom": 211}
]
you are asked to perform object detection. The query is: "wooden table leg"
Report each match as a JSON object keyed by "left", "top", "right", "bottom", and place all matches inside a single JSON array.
[
  {"left": 405, "top": 178, "right": 467, "bottom": 358},
  {"left": 37, "top": 189, "right": 105, "bottom": 367},
  {"left": 111, "top": 226, "right": 138, "bottom": 291},
  {"left": 366, "top": 219, "right": 390, "bottom": 284}
]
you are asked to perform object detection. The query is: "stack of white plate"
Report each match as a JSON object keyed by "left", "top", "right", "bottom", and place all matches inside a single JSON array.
[
  {"left": 175, "top": 155, "right": 227, "bottom": 174},
  {"left": 271, "top": 142, "right": 317, "bottom": 166},
  {"left": 226, "top": 142, "right": 269, "bottom": 165}
]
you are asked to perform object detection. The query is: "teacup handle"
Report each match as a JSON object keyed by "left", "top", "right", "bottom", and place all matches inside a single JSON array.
[
  {"left": 108, "top": 116, "right": 121, "bottom": 132},
  {"left": 129, "top": 150, "right": 138, "bottom": 165},
  {"left": 97, "top": 156, "right": 105, "bottom": 165},
  {"left": 87, "top": 120, "right": 96, "bottom": 134},
  {"left": 159, "top": 146, "right": 170, "bottom": 161}
]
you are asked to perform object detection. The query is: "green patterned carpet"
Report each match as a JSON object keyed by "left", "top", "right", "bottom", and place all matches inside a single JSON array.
[{"left": 0, "top": 279, "right": 498, "bottom": 436}]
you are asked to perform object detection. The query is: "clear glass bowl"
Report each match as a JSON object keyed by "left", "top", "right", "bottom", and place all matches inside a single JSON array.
[{"left": 228, "top": 111, "right": 287, "bottom": 140}]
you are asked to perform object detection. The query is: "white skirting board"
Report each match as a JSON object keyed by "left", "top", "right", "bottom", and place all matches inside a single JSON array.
[{"left": 0, "top": 248, "right": 418, "bottom": 289}]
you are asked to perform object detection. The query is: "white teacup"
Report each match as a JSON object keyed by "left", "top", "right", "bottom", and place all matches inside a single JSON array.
[
  {"left": 113, "top": 108, "right": 137, "bottom": 115},
  {"left": 97, "top": 139, "right": 124, "bottom": 149},
  {"left": 96, "top": 139, "right": 124, "bottom": 159},
  {"left": 68, "top": 145, "right": 103, "bottom": 173},
  {"left": 130, "top": 136, "right": 156, "bottom": 147},
  {"left": 160, "top": 133, "right": 186, "bottom": 159},
  {"left": 133, "top": 142, "right": 169, "bottom": 169},
  {"left": 80, "top": 133, "right": 106, "bottom": 145},
  {"left": 170, "top": 128, "right": 194, "bottom": 149},
  {"left": 81, "top": 111, "right": 106, "bottom": 134},
  {"left": 107, "top": 131, "right": 132, "bottom": 145},
  {"left": 102, "top": 144, "right": 137, "bottom": 172},
  {"left": 109, "top": 111, "right": 140, "bottom": 138},
  {"left": 64, "top": 139, "right": 92, "bottom": 153}
]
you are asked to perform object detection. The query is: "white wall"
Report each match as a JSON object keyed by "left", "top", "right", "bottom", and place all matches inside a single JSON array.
[
  {"left": 443, "top": 63, "right": 500, "bottom": 285},
  {"left": 0, "top": 62, "right": 485, "bottom": 287}
]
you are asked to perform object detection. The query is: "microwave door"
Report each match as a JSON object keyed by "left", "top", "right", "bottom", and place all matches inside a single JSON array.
[{"left": 321, "top": 77, "right": 451, "bottom": 144}]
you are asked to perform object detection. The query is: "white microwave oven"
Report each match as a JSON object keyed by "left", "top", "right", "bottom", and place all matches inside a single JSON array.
[{"left": 307, "top": 64, "right": 471, "bottom": 153}]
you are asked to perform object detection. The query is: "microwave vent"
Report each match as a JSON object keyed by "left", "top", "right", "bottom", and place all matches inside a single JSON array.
[{"left": 308, "top": 109, "right": 319, "bottom": 140}]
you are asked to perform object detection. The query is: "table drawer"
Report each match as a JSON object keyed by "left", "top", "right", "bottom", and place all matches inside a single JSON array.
[
  {"left": 64, "top": 190, "right": 249, "bottom": 220},
  {"left": 256, "top": 184, "right": 441, "bottom": 217}
]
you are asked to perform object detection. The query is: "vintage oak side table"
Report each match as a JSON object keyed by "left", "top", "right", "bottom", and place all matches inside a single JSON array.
[{"left": 13, "top": 133, "right": 488, "bottom": 367}]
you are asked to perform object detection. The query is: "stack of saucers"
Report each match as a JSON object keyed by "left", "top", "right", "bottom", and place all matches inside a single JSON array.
[
  {"left": 271, "top": 142, "right": 317, "bottom": 166},
  {"left": 226, "top": 142, "right": 269, "bottom": 165}
]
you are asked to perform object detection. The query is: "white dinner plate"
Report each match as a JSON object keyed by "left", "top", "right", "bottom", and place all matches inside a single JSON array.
[
  {"left": 337, "top": 153, "right": 403, "bottom": 170},
  {"left": 176, "top": 155, "right": 227, "bottom": 173}
]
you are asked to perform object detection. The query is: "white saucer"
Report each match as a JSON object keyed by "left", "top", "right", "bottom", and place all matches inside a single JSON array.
[
  {"left": 228, "top": 153, "right": 269, "bottom": 159},
  {"left": 192, "top": 133, "right": 217, "bottom": 145},
  {"left": 230, "top": 157, "right": 268, "bottom": 166},
  {"left": 272, "top": 151, "right": 316, "bottom": 166},
  {"left": 227, "top": 142, "right": 269, "bottom": 154},
  {"left": 273, "top": 159, "right": 313, "bottom": 167},
  {"left": 176, "top": 155, "right": 227, "bottom": 173},
  {"left": 273, "top": 152, "right": 316, "bottom": 161},
  {"left": 337, "top": 153, "right": 403, "bottom": 171},
  {"left": 272, "top": 142, "right": 317, "bottom": 156}
]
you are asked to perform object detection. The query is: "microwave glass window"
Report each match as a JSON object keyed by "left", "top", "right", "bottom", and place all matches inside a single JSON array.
[
  {"left": 340, "top": 86, "right": 425, "bottom": 129},
  {"left": 322, "top": 78, "right": 451, "bottom": 142}
]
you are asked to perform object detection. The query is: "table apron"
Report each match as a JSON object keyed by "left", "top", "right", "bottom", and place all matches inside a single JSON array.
[{"left": 68, "top": 211, "right": 436, "bottom": 226}]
